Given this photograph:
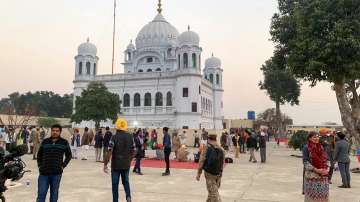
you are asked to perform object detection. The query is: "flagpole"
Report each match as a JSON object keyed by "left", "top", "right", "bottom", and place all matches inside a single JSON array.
[{"left": 111, "top": 0, "right": 116, "bottom": 75}]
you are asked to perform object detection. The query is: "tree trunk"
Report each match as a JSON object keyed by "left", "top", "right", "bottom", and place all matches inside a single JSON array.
[
  {"left": 334, "top": 82, "right": 360, "bottom": 146},
  {"left": 275, "top": 100, "right": 282, "bottom": 136}
]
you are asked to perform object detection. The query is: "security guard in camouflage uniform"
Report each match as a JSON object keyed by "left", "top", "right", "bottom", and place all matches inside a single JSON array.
[{"left": 196, "top": 134, "right": 225, "bottom": 202}]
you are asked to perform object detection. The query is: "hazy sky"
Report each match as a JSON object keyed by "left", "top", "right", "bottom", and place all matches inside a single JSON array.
[{"left": 0, "top": 0, "right": 341, "bottom": 125}]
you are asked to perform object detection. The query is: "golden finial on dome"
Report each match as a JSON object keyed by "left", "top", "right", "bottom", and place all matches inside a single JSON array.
[{"left": 157, "top": 0, "right": 162, "bottom": 14}]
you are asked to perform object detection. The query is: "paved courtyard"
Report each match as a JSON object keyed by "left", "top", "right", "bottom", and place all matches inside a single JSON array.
[{"left": 4, "top": 143, "right": 360, "bottom": 202}]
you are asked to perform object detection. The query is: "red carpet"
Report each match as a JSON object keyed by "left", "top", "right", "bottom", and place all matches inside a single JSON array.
[{"left": 131, "top": 159, "right": 199, "bottom": 170}]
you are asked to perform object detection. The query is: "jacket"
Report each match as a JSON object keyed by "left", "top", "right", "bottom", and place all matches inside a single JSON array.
[
  {"left": 334, "top": 139, "right": 350, "bottom": 163},
  {"left": 37, "top": 137, "right": 72, "bottom": 175}
]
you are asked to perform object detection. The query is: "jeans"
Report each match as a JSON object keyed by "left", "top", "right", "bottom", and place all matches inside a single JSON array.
[
  {"left": 260, "top": 147, "right": 266, "bottom": 163},
  {"left": 112, "top": 169, "right": 131, "bottom": 202},
  {"left": 338, "top": 162, "right": 351, "bottom": 186},
  {"left": 36, "top": 174, "right": 62, "bottom": 202},
  {"left": 164, "top": 148, "right": 171, "bottom": 173}
]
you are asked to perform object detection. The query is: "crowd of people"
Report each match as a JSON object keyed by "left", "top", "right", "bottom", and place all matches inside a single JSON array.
[
  {"left": 0, "top": 125, "right": 46, "bottom": 157},
  {"left": 0, "top": 123, "right": 357, "bottom": 202},
  {"left": 219, "top": 128, "right": 268, "bottom": 163}
]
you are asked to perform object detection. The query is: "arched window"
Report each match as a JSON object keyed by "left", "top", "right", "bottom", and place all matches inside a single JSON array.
[
  {"left": 144, "top": 93, "right": 152, "bottom": 106},
  {"left": 192, "top": 53, "right": 197, "bottom": 68},
  {"left": 147, "top": 69, "right": 152, "bottom": 72},
  {"left": 93, "top": 63, "right": 97, "bottom": 75},
  {"left": 134, "top": 93, "right": 141, "bottom": 107},
  {"left": 209, "top": 74, "right": 214, "bottom": 83},
  {"left": 156, "top": 68, "right": 161, "bottom": 72},
  {"left": 183, "top": 53, "right": 188, "bottom": 68},
  {"left": 155, "top": 92, "right": 163, "bottom": 106},
  {"left": 123, "top": 94, "right": 130, "bottom": 107},
  {"left": 178, "top": 55, "right": 181, "bottom": 69},
  {"left": 216, "top": 74, "right": 220, "bottom": 85},
  {"left": 78, "top": 62, "right": 83, "bottom": 75},
  {"left": 86, "top": 62, "right": 91, "bottom": 75},
  {"left": 127, "top": 52, "right": 131, "bottom": 61},
  {"left": 166, "top": 92, "right": 172, "bottom": 106},
  {"left": 138, "top": 69, "right": 143, "bottom": 73}
]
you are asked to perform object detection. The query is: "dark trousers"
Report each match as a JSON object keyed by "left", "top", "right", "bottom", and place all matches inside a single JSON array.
[
  {"left": 111, "top": 169, "right": 131, "bottom": 202},
  {"left": 36, "top": 174, "right": 62, "bottom": 202},
  {"left": 164, "top": 148, "right": 171, "bottom": 173},
  {"left": 194, "top": 138, "right": 200, "bottom": 147},
  {"left": 260, "top": 147, "right": 266, "bottom": 163},
  {"left": 338, "top": 162, "right": 351, "bottom": 186},
  {"left": 133, "top": 157, "right": 141, "bottom": 173}
]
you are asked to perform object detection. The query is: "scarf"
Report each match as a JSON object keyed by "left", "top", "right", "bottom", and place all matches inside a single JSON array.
[{"left": 307, "top": 141, "right": 328, "bottom": 170}]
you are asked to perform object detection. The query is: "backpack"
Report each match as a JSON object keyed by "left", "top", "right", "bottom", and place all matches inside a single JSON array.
[{"left": 202, "top": 144, "right": 224, "bottom": 175}]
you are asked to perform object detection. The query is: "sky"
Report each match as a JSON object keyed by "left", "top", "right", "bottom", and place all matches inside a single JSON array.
[{"left": 0, "top": 0, "right": 342, "bottom": 125}]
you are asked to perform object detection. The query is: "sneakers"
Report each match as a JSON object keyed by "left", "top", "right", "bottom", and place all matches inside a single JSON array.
[{"left": 126, "top": 197, "right": 132, "bottom": 202}]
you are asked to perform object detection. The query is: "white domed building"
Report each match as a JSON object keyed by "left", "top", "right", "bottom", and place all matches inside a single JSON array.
[{"left": 73, "top": 6, "right": 224, "bottom": 129}]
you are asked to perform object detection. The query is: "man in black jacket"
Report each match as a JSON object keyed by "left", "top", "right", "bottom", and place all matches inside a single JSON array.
[
  {"left": 36, "top": 124, "right": 72, "bottom": 202},
  {"left": 103, "top": 127, "right": 113, "bottom": 163}
]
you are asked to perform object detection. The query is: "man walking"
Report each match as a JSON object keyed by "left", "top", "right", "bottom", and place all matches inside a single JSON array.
[
  {"left": 196, "top": 134, "right": 225, "bottom": 202},
  {"left": 104, "top": 118, "right": 134, "bottom": 202},
  {"left": 162, "top": 127, "right": 171, "bottom": 176},
  {"left": 259, "top": 130, "right": 267, "bottom": 163},
  {"left": 81, "top": 127, "right": 91, "bottom": 160},
  {"left": 36, "top": 124, "right": 72, "bottom": 202},
  {"left": 103, "top": 127, "right": 113, "bottom": 163},
  {"left": 33, "top": 127, "right": 41, "bottom": 160},
  {"left": 94, "top": 128, "right": 104, "bottom": 162},
  {"left": 246, "top": 130, "right": 258, "bottom": 163},
  {"left": 334, "top": 132, "right": 351, "bottom": 188}
]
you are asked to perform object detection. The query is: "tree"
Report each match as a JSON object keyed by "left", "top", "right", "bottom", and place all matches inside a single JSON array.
[
  {"left": 37, "top": 117, "right": 59, "bottom": 128},
  {"left": 0, "top": 91, "right": 73, "bottom": 118},
  {"left": 259, "top": 50, "right": 300, "bottom": 134},
  {"left": 71, "top": 82, "right": 120, "bottom": 129},
  {"left": 271, "top": 0, "right": 360, "bottom": 145},
  {"left": 288, "top": 130, "right": 308, "bottom": 151},
  {"left": 0, "top": 101, "right": 36, "bottom": 129},
  {"left": 255, "top": 108, "right": 293, "bottom": 130}
]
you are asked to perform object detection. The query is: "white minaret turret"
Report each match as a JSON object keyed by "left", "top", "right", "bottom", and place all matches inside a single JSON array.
[
  {"left": 177, "top": 25, "right": 201, "bottom": 72},
  {"left": 75, "top": 38, "right": 99, "bottom": 80},
  {"left": 174, "top": 26, "right": 203, "bottom": 129},
  {"left": 204, "top": 54, "right": 224, "bottom": 129},
  {"left": 124, "top": 40, "right": 135, "bottom": 73}
]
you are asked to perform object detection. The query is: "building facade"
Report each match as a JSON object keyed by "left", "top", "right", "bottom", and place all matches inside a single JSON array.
[{"left": 73, "top": 8, "right": 224, "bottom": 129}]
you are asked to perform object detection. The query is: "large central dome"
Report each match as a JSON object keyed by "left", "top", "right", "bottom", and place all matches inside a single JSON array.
[{"left": 135, "top": 14, "right": 179, "bottom": 49}]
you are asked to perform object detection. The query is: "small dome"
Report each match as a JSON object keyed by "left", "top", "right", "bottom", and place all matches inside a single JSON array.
[
  {"left": 205, "top": 54, "right": 222, "bottom": 68},
  {"left": 78, "top": 38, "right": 97, "bottom": 56},
  {"left": 178, "top": 27, "right": 200, "bottom": 46},
  {"left": 135, "top": 14, "right": 179, "bottom": 49},
  {"left": 127, "top": 40, "right": 135, "bottom": 50}
]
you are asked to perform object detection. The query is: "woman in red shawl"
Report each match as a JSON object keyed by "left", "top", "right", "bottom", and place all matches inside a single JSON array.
[{"left": 302, "top": 132, "right": 329, "bottom": 202}]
